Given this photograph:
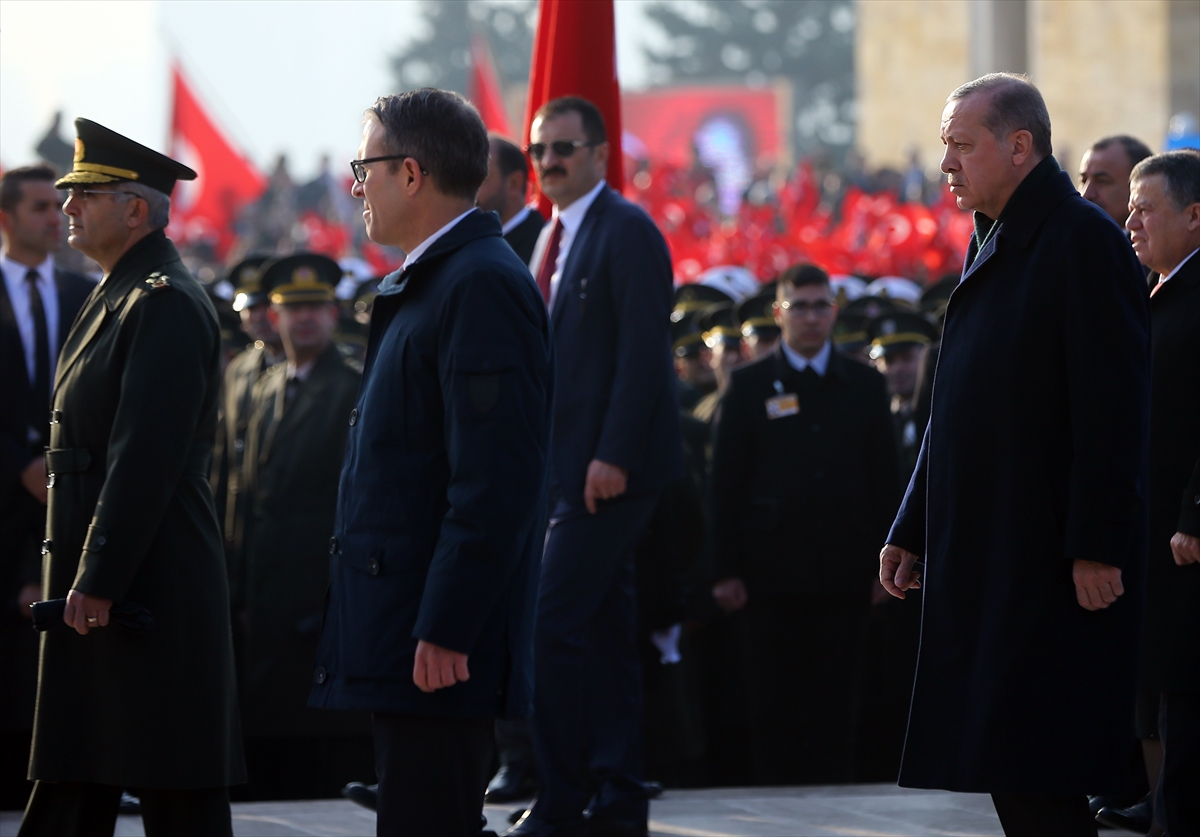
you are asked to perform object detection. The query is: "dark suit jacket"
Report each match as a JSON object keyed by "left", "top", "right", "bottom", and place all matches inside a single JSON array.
[
  {"left": 888, "top": 157, "right": 1151, "bottom": 794},
  {"left": 33, "top": 231, "right": 243, "bottom": 787},
  {"left": 711, "top": 346, "right": 899, "bottom": 597},
  {"left": 503, "top": 208, "right": 545, "bottom": 266},
  {"left": 311, "top": 210, "right": 552, "bottom": 719},
  {"left": 1141, "top": 249, "right": 1200, "bottom": 692},
  {"left": 548, "top": 186, "right": 682, "bottom": 505}
]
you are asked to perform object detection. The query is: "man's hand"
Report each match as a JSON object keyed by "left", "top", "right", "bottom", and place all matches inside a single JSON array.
[
  {"left": 1170, "top": 532, "right": 1200, "bottom": 566},
  {"left": 1073, "top": 560, "right": 1124, "bottom": 610},
  {"left": 20, "top": 458, "right": 48, "bottom": 505},
  {"left": 63, "top": 588, "right": 113, "bottom": 635},
  {"left": 713, "top": 577, "right": 748, "bottom": 613},
  {"left": 583, "top": 459, "right": 628, "bottom": 514},
  {"left": 18, "top": 583, "right": 41, "bottom": 619},
  {"left": 413, "top": 639, "right": 469, "bottom": 693},
  {"left": 879, "top": 544, "right": 921, "bottom": 599}
]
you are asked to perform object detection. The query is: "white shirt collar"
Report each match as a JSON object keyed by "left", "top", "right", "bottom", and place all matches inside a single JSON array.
[
  {"left": 401, "top": 208, "right": 476, "bottom": 272},
  {"left": 1, "top": 252, "right": 54, "bottom": 285},
  {"left": 553, "top": 179, "right": 606, "bottom": 235},
  {"left": 781, "top": 340, "right": 832, "bottom": 377},
  {"left": 1159, "top": 247, "right": 1200, "bottom": 284},
  {"left": 501, "top": 205, "right": 534, "bottom": 236}
]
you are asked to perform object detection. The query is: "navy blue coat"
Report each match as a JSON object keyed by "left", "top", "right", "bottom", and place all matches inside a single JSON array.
[
  {"left": 888, "top": 158, "right": 1151, "bottom": 794},
  {"left": 310, "top": 210, "right": 552, "bottom": 719},
  {"left": 548, "top": 186, "right": 682, "bottom": 502}
]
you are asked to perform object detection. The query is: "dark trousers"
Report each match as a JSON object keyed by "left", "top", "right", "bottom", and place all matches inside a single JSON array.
[
  {"left": 495, "top": 717, "right": 534, "bottom": 770},
  {"left": 372, "top": 712, "right": 493, "bottom": 837},
  {"left": 744, "top": 594, "right": 869, "bottom": 785},
  {"left": 1156, "top": 690, "right": 1200, "bottom": 836},
  {"left": 18, "top": 780, "right": 232, "bottom": 837},
  {"left": 530, "top": 491, "right": 659, "bottom": 826},
  {"left": 990, "top": 793, "right": 1096, "bottom": 837}
]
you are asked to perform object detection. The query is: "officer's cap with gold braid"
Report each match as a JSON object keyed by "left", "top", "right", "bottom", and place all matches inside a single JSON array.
[
  {"left": 55, "top": 118, "right": 196, "bottom": 196},
  {"left": 672, "top": 283, "right": 733, "bottom": 322},
  {"left": 227, "top": 255, "right": 274, "bottom": 312},
  {"left": 260, "top": 253, "right": 342, "bottom": 305},
  {"left": 867, "top": 311, "right": 939, "bottom": 360},
  {"left": 734, "top": 283, "right": 780, "bottom": 339}
]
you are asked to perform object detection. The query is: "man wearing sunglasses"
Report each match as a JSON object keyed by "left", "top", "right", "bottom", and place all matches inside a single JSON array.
[
  {"left": 510, "top": 97, "right": 680, "bottom": 837},
  {"left": 19, "top": 119, "right": 244, "bottom": 836}
]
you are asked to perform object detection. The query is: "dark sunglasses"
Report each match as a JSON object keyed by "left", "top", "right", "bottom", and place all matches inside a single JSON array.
[
  {"left": 524, "top": 140, "right": 602, "bottom": 162},
  {"left": 350, "top": 155, "right": 428, "bottom": 183}
]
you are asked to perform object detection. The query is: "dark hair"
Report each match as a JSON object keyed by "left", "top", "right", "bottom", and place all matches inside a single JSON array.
[
  {"left": 534, "top": 96, "right": 607, "bottom": 144},
  {"left": 1092, "top": 135, "right": 1153, "bottom": 169},
  {"left": 367, "top": 88, "right": 489, "bottom": 200},
  {"left": 0, "top": 164, "right": 57, "bottom": 213},
  {"left": 1131, "top": 150, "right": 1200, "bottom": 211},
  {"left": 490, "top": 135, "right": 528, "bottom": 184},
  {"left": 948, "top": 73, "right": 1053, "bottom": 159},
  {"left": 777, "top": 263, "right": 830, "bottom": 294}
]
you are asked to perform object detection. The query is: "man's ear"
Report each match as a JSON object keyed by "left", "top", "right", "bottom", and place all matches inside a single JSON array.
[
  {"left": 1186, "top": 201, "right": 1200, "bottom": 232},
  {"left": 125, "top": 194, "right": 150, "bottom": 229},
  {"left": 1010, "top": 130, "right": 1034, "bottom": 167}
]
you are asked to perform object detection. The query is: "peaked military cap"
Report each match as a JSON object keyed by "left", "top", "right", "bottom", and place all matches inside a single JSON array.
[
  {"left": 260, "top": 253, "right": 342, "bottom": 305},
  {"left": 228, "top": 255, "right": 274, "bottom": 312},
  {"left": 833, "top": 295, "right": 900, "bottom": 348},
  {"left": 735, "top": 283, "right": 780, "bottom": 339},
  {"left": 867, "top": 311, "right": 939, "bottom": 360},
  {"left": 697, "top": 302, "right": 741, "bottom": 349},
  {"left": 672, "top": 308, "right": 707, "bottom": 358},
  {"left": 55, "top": 118, "right": 196, "bottom": 196},
  {"left": 672, "top": 283, "right": 734, "bottom": 321}
]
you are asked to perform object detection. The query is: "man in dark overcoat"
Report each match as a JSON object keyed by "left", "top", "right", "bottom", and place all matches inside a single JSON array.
[
  {"left": 19, "top": 119, "right": 244, "bottom": 835},
  {"left": 880, "top": 75, "right": 1151, "bottom": 835},
  {"left": 710, "top": 264, "right": 899, "bottom": 785},
  {"left": 308, "top": 89, "right": 552, "bottom": 837},
  {"left": 0, "top": 164, "right": 94, "bottom": 810},
  {"left": 476, "top": 134, "right": 545, "bottom": 266},
  {"left": 1126, "top": 150, "right": 1200, "bottom": 836},
  {"left": 513, "top": 96, "right": 681, "bottom": 837},
  {"left": 237, "top": 253, "right": 371, "bottom": 798}
]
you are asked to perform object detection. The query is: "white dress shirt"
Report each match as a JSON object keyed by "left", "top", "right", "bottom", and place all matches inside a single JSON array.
[
  {"left": 1158, "top": 246, "right": 1200, "bottom": 286},
  {"left": 1, "top": 253, "right": 60, "bottom": 383},
  {"left": 401, "top": 208, "right": 477, "bottom": 273},
  {"left": 528, "top": 179, "right": 607, "bottom": 308},
  {"left": 781, "top": 340, "right": 832, "bottom": 377}
]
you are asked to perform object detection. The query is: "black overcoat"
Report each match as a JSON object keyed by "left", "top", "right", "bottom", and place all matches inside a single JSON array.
[
  {"left": 1140, "top": 249, "right": 1200, "bottom": 693},
  {"left": 310, "top": 210, "right": 552, "bottom": 719},
  {"left": 32, "top": 231, "right": 245, "bottom": 787},
  {"left": 888, "top": 158, "right": 1151, "bottom": 794},
  {"left": 240, "top": 344, "right": 366, "bottom": 737}
]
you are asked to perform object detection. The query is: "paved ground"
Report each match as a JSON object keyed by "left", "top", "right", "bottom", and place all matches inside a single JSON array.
[{"left": 1, "top": 784, "right": 1139, "bottom": 836}]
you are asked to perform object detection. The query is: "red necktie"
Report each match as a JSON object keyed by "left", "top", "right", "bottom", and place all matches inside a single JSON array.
[{"left": 535, "top": 218, "right": 563, "bottom": 305}]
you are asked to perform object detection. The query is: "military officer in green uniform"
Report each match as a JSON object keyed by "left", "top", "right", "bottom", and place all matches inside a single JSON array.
[
  {"left": 867, "top": 310, "right": 939, "bottom": 478},
  {"left": 235, "top": 253, "right": 372, "bottom": 798},
  {"left": 20, "top": 119, "right": 244, "bottom": 835}
]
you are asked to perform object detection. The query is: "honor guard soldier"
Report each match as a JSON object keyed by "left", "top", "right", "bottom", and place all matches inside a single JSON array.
[
  {"left": 671, "top": 284, "right": 730, "bottom": 412},
  {"left": 21, "top": 118, "right": 244, "bottom": 836},
  {"left": 236, "top": 253, "right": 372, "bottom": 799},
  {"left": 735, "top": 282, "right": 780, "bottom": 361},
  {"left": 867, "top": 311, "right": 940, "bottom": 479},
  {"left": 832, "top": 294, "right": 900, "bottom": 365},
  {"left": 692, "top": 302, "right": 742, "bottom": 424}
]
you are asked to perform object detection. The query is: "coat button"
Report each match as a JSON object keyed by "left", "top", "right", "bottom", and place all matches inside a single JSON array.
[
  {"left": 366, "top": 557, "right": 381, "bottom": 576},
  {"left": 348, "top": 409, "right": 358, "bottom": 426},
  {"left": 314, "top": 667, "right": 328, "bottom": 685},
  {"left": 96, "top": 536, "right": 106, "bottom": 548},
  {"left": 234, "top": 439, "right": 244, "bottom": 453},
  {"left": 329, "top": 537, "right": 339, "bottom": 555},
  {"left": 46, "top": 474, "right": 56, "bottom": 489}
]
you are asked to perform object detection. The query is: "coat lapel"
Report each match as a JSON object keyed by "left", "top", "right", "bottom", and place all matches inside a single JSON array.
[
  {"left": 53, "top": 285, "right": 108, "bottom": 392},
  {"left": 551, "top": 187, "right": 609, "bottom": 329}
]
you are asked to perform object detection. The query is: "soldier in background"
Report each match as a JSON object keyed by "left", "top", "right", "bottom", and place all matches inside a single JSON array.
[
  {"left": 867, "top": 311, "right": 939, "bottom": 477},
  {"left": 734, "top": 283, "right": 780, "bottom": 361},
  {"left": 671, "top": 284, "right": 730, "bottom": 411},
  {"left": 236, "top": 253, "right": 372, "bottom": 799},
  {"left": 691, "top": 302, "right": 742, "bottom": 424}
]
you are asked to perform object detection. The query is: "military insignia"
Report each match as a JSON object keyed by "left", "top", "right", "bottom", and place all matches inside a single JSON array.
[
  {"left": 145, "top": 273, "right": 169, "bottom": 289},
  {"left": 74, "top": 138, "right": 85, "bottom": 163},
  {"left": 293, "top": 266, "right": 319, "bottom": 286}
]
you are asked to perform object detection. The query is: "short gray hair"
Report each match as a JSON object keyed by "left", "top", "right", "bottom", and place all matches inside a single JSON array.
[
  {"left": 948, "top": 73, "right": 1053, "bottom": 159},
  {"left": 124, "top": 181, "right": 171, "bottom": 230},
  {"left": 1131, "top": 150, "right": 1200, "bottom": 211}
]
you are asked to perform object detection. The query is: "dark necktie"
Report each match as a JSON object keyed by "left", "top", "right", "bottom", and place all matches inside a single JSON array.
[
  {"left": 285, "top": 376, "right": 301, "bottom": 410},
  {"left": 25, "top": 269, "right": 51, "bottom": 416},
  {"left": 534, "top": 218, "right": 563, "bottom": 305}
]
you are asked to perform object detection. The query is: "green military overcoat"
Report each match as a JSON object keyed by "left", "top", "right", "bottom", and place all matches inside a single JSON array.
[
  {"left": 31, "top": 230, "right": 245, "bottom": 788},
  {"left": 239, "top": 343, "right": 366, "bottom": 738}
]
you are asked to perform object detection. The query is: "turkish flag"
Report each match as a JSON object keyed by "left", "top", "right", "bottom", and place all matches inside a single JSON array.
[
  {"left": 523, "top": 0, "right": 623, "bottom": 216},
  {"left": 168, "top": 62, "right": 265, "bottom": 257},
  {"left": 469, "top": 35, "right": 512, "bottom": 136}
]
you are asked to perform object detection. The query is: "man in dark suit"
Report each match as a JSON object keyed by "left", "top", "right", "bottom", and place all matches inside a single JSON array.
[
  {"left": 880, "top": 75, "right": 1150, "bottom": 836},
  {"left": 477, "top": 134, "right": 545, "bottom": 266},
  {"left": 309, "top": 89, "right": 552, "bottom": 837},
  {"left": 710, "top": 263, "right": 899, "bottom": 785},
  {"left": 1120, "top": 150, "right": 1200, "bottom": 837},
  {"left": 20, "top": 119, "right": 244, "bottom": 836},
  {"left": 509, "top": 96, "right": 681, "bottom": 837},
  {"left": 0, "top": 164, "right": 94, "bottom": 810},
  {"left": 236, "top": 253, "right": 372, "bottom": 799}
]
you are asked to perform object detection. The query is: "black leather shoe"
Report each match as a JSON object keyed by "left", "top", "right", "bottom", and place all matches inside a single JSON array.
[
  {"left": 487, "top": 762, "right": 538, "bottom": 803},
  {"left": 341, "top": 781, "right": 378, "bottom": 812},
  {"left": 640, "top": 781, "right": 663, "bottom": 800},
  {"left": 503, "top": 809, "right": 588, "bottom": 837},
  {"left": 1096, "top": 800, "right": 1152, "bottom": 835}
]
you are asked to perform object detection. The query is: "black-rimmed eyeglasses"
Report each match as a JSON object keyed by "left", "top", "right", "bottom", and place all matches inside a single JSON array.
[
  {"left": 524, "top": 140, "right": 602, "bottom": 162},
  {"left": 350, "top": 155, "right": 429, "bottom": 183}
]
